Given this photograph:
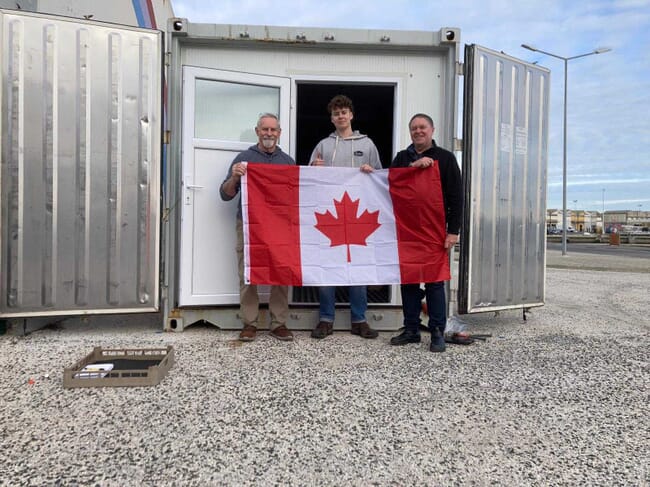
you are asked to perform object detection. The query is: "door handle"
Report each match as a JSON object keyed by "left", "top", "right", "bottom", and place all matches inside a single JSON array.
[{"left": 184, "top": 183, "right": 204, "bottom": 205}]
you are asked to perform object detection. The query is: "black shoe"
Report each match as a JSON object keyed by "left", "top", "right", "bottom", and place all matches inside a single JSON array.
[
  {"left": 430, "top": 328, "right": 446, "bottom": 353},
  {"left": 390, "top": 329, "right": 421, "bottom": 346}
]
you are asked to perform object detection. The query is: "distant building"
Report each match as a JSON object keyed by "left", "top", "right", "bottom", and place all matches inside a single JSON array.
[
  {"left": 578, "top": 211, "right": 599, "bottom": 233},
  {"left": 547, "top": 208, "right": 650, "bottom": 234},
  {"left": 605, "top": 210, "right": 650, "bottom": 233},
  {"left": 546, "top": 209, "right": 597, "bottom": 232}
]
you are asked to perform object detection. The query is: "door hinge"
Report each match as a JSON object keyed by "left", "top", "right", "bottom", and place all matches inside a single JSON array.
[
  {"left": 164, "top": 52, "right": 171, "bottom": 67},
  {"left": 163, "top": 131, "right": 171, "bottom": 144},
  {"left": 453, "top": 138, "right": 463, "bottom": 152},
  {"left": 456, "top": 62, "right": 464, "bottom": 76}
]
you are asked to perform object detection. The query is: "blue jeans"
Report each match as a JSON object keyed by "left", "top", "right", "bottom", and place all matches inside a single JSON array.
[
  {"left": 401, "top": 282, "right": 446, "bottom": 333},
  {"left": 319, "top": 286, "right": 367, "bottom": 323}
]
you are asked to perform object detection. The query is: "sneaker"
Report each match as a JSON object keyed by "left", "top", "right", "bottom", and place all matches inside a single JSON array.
[
  {"left": 270, "top": 325, "right": 294, "bottom": 341},
  {"left": 311, "top": 321, "right": 333, "bottom": 339},
  {"left": 430, "top": 328, "right": 446, "bottom": 353},
  {"left": 239, "top": 324, "right": 257, "bottom": 342},
  {"left": 350, "top": 322, "right": 378, "bottom": 339},
  {"left": 390, "top": 329, "right": 421, "bottom": 345}
]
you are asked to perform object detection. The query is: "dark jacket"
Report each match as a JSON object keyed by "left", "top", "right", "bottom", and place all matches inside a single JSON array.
[{"left": 391, "top": 140, "right": 463, "bottom": 234}]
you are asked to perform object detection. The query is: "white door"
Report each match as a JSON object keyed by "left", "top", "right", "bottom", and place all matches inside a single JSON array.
[{"left": 179, "top": 67, "right": 291, "bottom": 305}]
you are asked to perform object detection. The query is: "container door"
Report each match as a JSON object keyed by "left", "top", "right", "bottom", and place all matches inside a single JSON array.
[
  {"left": 458, "top": 44, "right": 550, "bottom": 314},
  {"left": 0, "top": 10, "right": 162, "bottom": 317},
  {"left": 179, "top": 67, "right": 290, "bottom": 306}
]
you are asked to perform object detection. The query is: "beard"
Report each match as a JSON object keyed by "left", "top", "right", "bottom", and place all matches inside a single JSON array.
[{"left": 261, "top": 137, "right": 276, "bottom": 149}]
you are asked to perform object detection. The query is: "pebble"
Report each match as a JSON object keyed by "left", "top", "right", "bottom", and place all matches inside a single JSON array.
[{"left": 0, "top": 267, "right": 648, "bottom": 485}]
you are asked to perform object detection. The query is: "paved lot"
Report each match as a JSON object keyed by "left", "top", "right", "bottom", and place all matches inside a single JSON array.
[
  {"left": 546, "top": 245, "right": 650, "bottom": 272},
  {"left": 0, "top": 255, "right": 648, "bottom": 485}
]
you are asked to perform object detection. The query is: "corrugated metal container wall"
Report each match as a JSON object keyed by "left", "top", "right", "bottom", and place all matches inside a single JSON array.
[
  {"left": 0, "top": 10, "right": 162, "bottom": 317},
  {"left": 459, "top": 45, "right": 550, "bottom": 314}
]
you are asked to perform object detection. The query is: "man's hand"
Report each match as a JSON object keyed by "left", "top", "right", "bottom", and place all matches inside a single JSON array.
[
  {"left": 360, "top": 164, "right": 374, "bottom": 173},
  {"left": 221, "top": 162, "right": 247, "bottom": 198},
  {"left": 409, "top": 157, "right": 435, "bottom": 169},
  {"left": 444, "top": 233, "right": 459, "bottom": 250},
  {"left": 231, "top": 162, "right": 247, "bottom": 179},
  {"left": 311, "top": 151, "right": 325, "bottom": 166}
]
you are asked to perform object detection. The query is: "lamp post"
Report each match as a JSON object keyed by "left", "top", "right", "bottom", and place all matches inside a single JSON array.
[
  {"left": 573, "top": 199, "right": 578, "bottom": 231},
  {"left": 602, "top": 188, "right": 606, "bottom": 234},
  {"left": 522, "top": 44, "right": 612, "bottom": 255}
]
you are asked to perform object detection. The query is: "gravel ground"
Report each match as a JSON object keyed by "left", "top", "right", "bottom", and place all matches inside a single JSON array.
[{"left": 1, "top": 264, "right": 648, "bottom": 485}]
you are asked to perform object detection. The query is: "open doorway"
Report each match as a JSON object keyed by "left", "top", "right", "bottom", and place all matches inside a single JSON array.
[
  {"left": 295, "top": 83, "right": 395, "bottom": 167},
  {"left": 292, "top": 82, "right": 396, "bottom": 305}
]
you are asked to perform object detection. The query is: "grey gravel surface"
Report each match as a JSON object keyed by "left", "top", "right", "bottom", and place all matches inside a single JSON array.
[{"left": 1, "top": 265, "right": 649, "bottom": 485}]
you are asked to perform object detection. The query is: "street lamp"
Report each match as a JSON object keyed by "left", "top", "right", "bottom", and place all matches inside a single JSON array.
[
  {"left": 573, "top": 199, "right": 578, "bottom": 230},
  {"left": 522, "top": 44, "right": 612, "bottom": 255},
  {"left": 602, "top": 188, "right": 606, "bottom": 234}
]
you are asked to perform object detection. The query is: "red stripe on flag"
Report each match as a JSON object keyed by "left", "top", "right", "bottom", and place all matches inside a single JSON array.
[
  {"left": 245, "top": 164, "right": 302, "bottom": 285},
  {"left": 388, "top": 165, "right": 451, "bottom": 283}
]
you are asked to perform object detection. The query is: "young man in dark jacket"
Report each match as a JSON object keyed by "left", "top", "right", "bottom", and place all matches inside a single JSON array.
[{"left": 389, "top": 113, "right": 462, "bottom": 352}]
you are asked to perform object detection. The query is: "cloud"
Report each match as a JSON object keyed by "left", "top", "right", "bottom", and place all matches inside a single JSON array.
[{"left": 172, "top": 0, "right": 650, "bottom": 210}]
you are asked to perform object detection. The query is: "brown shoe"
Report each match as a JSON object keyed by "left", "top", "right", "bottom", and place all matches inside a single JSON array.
[
  {"left": 311, "top": 321, "right": 333, "bottom": 339},
  {"left": 270, "top": 325, "right": 293, "bottom": 341},
  {"left": 239, "top": 324, "right": 257, "bottom": 342},
  {"left": 350, "top": 322, "right": 378, "bottom": 339}
]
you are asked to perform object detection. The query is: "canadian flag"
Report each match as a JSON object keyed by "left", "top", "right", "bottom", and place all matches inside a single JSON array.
[{"left": 241, "top": 163, "right": 450, "bottom": 286}]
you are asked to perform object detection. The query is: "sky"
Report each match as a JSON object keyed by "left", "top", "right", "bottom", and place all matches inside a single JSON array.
[{"left": 172, "top": 0, "right": 650, "bottom": 212}]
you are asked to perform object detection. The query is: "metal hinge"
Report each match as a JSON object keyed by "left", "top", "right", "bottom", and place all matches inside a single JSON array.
[
  {"left": 164, "top": 52, "right": 171, "bottom": 67},
  {"left": 453, "top": 138, "right": 463, "bottom": 152},
  {"left": 456, "top": 62, "right": 464, "bottom": 76},
  {"left": 163, "top": 130, "right": 171, "bottom": 144}
]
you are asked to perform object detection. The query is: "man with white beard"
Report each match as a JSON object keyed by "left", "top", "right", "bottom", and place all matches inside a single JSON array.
[{"left": 220, "top": 113, "right": 296, "bottom": 342}]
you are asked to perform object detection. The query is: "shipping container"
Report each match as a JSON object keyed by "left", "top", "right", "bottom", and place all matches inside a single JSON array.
[{"left": 0, "top": 7, "right": 550, "bottom": 332}]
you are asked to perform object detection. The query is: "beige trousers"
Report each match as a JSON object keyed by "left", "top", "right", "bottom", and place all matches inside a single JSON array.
[{"left": 236, "top": 219, "right": 288, "bottom": 330}]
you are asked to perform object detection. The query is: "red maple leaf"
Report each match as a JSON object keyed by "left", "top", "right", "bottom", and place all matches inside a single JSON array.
[{"left": 314, "top": 191, "right": 381, "bottom": 263}]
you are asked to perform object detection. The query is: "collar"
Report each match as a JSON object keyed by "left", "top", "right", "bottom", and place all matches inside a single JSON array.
[
  {"left": 255, "top": 144, "right": 279, "bottom": 155},
  {"left": 407, "top": 139, "right": 437, "bottom": 157}
]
